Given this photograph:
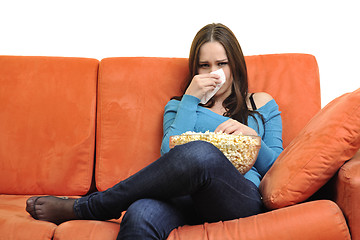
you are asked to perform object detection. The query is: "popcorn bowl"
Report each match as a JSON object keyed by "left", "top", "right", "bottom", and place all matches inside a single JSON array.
[{"left": 169, "top": 132, "right": 261, "bottom": 174}]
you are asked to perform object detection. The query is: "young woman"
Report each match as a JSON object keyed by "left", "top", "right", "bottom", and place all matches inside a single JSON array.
[{"left": 26, "top": 23, "right": 283, "bottom": 240}]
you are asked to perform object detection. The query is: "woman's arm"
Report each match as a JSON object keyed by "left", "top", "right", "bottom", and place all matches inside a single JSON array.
[
  {"left": 160, "top": 95, "right": 201, "bottom": 155},
  {"left": 253, "top": 101, "right": 283, "bottom": 177},
  {"left": 161, "top": 73, "right": 222, "bottom": 154}
]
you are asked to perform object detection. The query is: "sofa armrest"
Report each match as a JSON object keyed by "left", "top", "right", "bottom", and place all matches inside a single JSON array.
[{"left": 334, "top": 150, "right": 360, "bottom": 240}]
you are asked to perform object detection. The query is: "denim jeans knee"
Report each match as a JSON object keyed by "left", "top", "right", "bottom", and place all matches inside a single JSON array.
[
  {"left": 172, "top": 140, "right": 228, "bottom": 168},
  {"left": 117, "top": 199, "right": 186, "bottom": 240}
]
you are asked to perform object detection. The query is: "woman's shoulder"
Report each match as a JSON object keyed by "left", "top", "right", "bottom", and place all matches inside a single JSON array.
[
  {"left": 247, "top": 92, "right": 274, "bottom": 110},
  {"left": 164, "top": 99, "right": 180, "bottom": 110}
]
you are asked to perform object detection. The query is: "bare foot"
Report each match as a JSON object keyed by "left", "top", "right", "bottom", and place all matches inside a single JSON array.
[{"left": 26, "top": 196, "right": 78, "bottom": 224}]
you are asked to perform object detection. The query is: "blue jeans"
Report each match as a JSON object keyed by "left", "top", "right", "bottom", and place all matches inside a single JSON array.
[{"left": 74, "top": 141, "right": 263, "bottom": 239}]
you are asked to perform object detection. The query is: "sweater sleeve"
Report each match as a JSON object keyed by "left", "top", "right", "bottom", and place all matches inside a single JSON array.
[
  {"left": 253, "top": 100, "right": 283, "bottom": 177},
  {"left": 160, "top": 95, "right": 201, "bottom": 155}
]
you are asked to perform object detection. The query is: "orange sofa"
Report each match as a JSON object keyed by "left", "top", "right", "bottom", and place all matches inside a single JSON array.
[{"left": 0, "top": 54, "right": 359, "bottom": 240}]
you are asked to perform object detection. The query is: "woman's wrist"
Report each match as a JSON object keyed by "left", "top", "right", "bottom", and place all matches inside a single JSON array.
[{"left": 182, "top": 94, "right": 201, "bottom": 103}]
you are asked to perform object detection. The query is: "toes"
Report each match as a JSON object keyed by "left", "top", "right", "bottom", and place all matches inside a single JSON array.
[
  {"left": 26, "top": 196, "right": 36, "bottom": 207},
  {"left": 26, "top": 196, "right": 41, "bottom": 219}
]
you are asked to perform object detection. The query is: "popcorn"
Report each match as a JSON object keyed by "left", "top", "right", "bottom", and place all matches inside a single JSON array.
[{"left": 169, "top": 131, "right": 261, "bottom": 174}]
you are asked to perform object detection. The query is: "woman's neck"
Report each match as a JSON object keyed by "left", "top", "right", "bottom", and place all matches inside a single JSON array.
[
  {"left": 207, "top": 89, "right": 232, "bottom": 115},
  {"left": 206, "top": 99, "right": 226, "bottom": 115}
]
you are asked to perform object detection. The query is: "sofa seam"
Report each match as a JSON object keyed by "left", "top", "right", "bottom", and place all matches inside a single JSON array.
[{"left": 95, "top": 59, "right": 104, "bottom": 191}]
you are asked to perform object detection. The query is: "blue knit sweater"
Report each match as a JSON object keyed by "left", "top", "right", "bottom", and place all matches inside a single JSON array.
[{"left": 160, "top": 94, "right": 283, "bottom": 187}]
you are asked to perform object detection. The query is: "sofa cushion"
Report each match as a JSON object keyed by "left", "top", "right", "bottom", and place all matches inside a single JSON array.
[
  {"left": 0, "top": 56, "right": 98, "bottom": 195},
  {"left": 246, "top": 54, "right": 321, "bottom": 148},
  {"left": 53, "top": 220, "right": 120, "bottom": 240},
  {"left": 0, "top": 195, "right": 57, "bottom": 240},
  {"left": 96, "top": 54, "right": 321, "bottom": 191},
  {"left": 95, "top": 57, "right": 188, "bottom": 191},
  {"left": 260, "top": 88, "right": 360, "bottom": 209},
  {"left": 167, "top": 200, "right": 350, "bottom": 240}
]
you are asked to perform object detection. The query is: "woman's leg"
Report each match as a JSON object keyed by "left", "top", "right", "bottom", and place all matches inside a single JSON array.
[
  {"left": 75, "top": 141, "right": 223, "bottom": 220},
  {"left": 191, "top": 167, "right": 262, "bottom": 222},
  {"left": 117, "top": 198, "right": 188, "bottom": 240},
  {"left": 27, "top": 141, "right": 262, "bottom": 223}
]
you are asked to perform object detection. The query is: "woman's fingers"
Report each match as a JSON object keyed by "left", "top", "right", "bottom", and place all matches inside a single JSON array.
[
  {"left": 216, "top": 120, "right": 239, "bottom": 134},
  {"left": 215, "top": 119, "right": 257, "bottom": 136},
  {"left": 185, "top": 74, "right": 222, "bottom": 99}
]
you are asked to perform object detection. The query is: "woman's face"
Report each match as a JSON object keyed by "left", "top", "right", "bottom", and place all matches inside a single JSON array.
[{"left": 197, "top": 41, "right": 233, "bottom": 100}]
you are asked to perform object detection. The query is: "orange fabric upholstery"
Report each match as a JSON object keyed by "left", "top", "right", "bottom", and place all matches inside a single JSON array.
[
  {"left": 95, "top": 54, "right": 321, "bottom": 191},
  {"left": 53, "top": 220, "right": 120, "bottom": 240},
  {"left": 335, "top": 151, "right": 360, "bottom": 240},
  {"left": 246, "top": 54, "right": 321, "bottom": 148},
  {"left": 260, "top": 88, "right": 360, "bottom": 209},
  {"left": 0, "top": 195, "right": 57, "bottom": 239},
  {"left": 167, "top": 201, "right": 350, "bottom": 240},
  {"left": 96, "top": 57, "right": 188, "bottom": 191},
  {"left": 0, "top": 56, "right": 98, "bottom": 195}
]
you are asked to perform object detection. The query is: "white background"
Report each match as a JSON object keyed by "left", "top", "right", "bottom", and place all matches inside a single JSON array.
[{"left": 1, "top": 0, "right": 359, "bottom": 107}]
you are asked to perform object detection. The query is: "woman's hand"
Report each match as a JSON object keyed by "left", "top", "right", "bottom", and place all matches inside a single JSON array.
[
  {"left": 215, "top": 119, "right": 258, "bottom": 136},
  {"left": 185, "top": 74, "right": 222, "bottom": 100}
]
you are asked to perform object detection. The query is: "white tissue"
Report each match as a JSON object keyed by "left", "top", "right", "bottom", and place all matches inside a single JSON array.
[{"left": 200, "top": 68, "right": 226, "bottom": 104}]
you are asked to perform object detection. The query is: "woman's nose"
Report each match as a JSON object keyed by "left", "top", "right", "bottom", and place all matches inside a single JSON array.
[{"left": 211, "top": 66, "right": 220, "bottom": 73}]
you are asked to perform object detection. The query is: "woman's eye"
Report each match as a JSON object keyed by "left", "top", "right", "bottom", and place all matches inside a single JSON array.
[
  {"left": 199, "top": 64, "right": 209, "bottom": 68},
  {"left": 219, "top": 62, "right": 228, "bottom": 66}
]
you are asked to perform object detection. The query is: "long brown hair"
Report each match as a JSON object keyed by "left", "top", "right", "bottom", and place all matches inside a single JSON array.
[{"left": 174, "top": 23, "right": 260, "bottom": 125}]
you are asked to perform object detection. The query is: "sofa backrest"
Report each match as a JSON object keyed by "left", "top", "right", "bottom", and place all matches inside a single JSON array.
[
  {"left": 95, "top": 57, "right": 188, "bottom": 190},
  {"left": 95, "top": 54, "right": 321, "bottom": 191},
  {"left": 0, "top": 56, "right": 98, "bottom": 195},
  {"left": 246, "top": 54, "right": 321, "bottom": 148}
]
